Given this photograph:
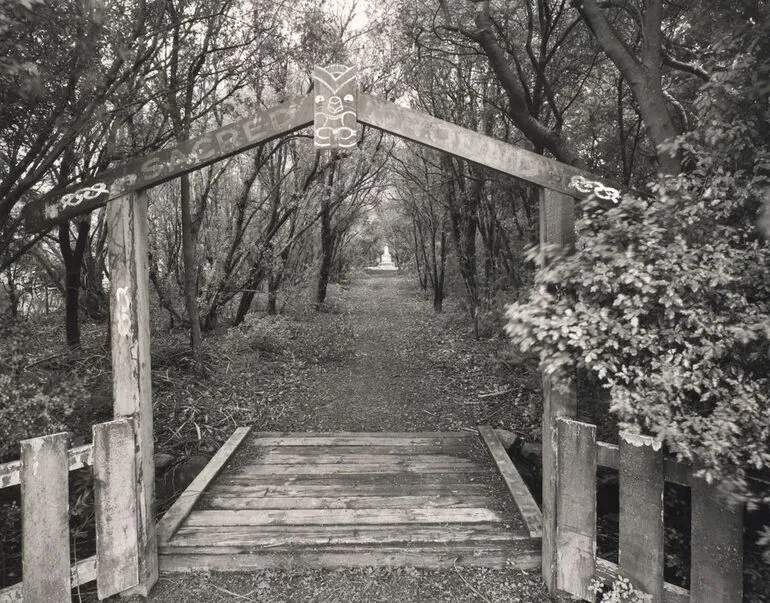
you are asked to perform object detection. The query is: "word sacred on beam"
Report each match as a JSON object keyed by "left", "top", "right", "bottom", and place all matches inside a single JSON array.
[
  {"left": 21, "top": 95, "right": 314, "bottom": 233},
  {"left": 357, "top": 94, "right": 621, "bottom": 201},
  {"left": 313, "top": 64, "right": 358, "bottom": 149}
]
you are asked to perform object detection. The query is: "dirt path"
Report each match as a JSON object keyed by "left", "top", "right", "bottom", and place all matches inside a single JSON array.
[{"left": 264, "top": 272, "right": 516, "bottom": 433}]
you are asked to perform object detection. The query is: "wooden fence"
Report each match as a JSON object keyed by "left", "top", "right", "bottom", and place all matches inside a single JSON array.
[
  {"left": 553, "top": 417, "right": 744, "bottom": 602},
  {"left": 0, "top": 419, "right": 140, "bottom": 602}
]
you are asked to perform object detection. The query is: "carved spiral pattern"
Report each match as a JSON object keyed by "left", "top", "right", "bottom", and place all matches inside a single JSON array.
[
  {"left": 110, "top": 175, "right": 138, "bottom": 196},
  {"left": 60, "top": 182, "right": 109, "bottom": 209},
  {"left": 569, "top": 175, "right": 621, "bottom": 204}
]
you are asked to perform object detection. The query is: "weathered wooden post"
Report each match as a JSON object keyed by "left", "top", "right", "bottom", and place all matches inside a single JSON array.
[
  {"left": 556, "top": 418, "right": 597, "bottom": 599},
  {"left": 107, "top": 189, "right": 158, "bottom": 595},
  {"left": 21, "top": 432, "right": 72, "bottom": 601},
  {"left": 619, "top": 432, "right": 665, "bottom": 601},
  {"left": 539, "top": 188, "right": 578, "bottom": 593},
  {"left": 691, "top": 475, "right": 744, "bottom": 601}
]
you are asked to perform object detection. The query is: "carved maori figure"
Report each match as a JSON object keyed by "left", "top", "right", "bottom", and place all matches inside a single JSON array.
[{"left": 313, "top": 65, "right": 358, "bottom": 149}]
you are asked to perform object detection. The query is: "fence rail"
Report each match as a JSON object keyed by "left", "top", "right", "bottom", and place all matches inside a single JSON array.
[
  {"left": 0, "top": 419, "right": 139, "bottom": 602},
  {"left": 554, "top": 417, "right": 743, "bottom": 603}
]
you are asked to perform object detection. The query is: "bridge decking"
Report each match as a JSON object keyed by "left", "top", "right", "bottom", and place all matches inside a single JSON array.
[{"left": 157, "top": 428, "right": 541, "bottom": 571}]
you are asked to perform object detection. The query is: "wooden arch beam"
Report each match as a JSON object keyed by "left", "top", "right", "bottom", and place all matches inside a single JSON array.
[
  {"left": 358, "top": 94, "right": 599, "bottom": 198},
  {"left": 21, "top": 95, "right": 314, "bottom": 233}
]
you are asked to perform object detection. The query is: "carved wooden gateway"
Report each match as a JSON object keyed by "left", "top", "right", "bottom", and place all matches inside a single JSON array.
[
  {"left": 21, "top": 64, "right": 617, "bottom": 234},
  {"left": 17, "top": 66, "right": 632, "bottom": 600}
]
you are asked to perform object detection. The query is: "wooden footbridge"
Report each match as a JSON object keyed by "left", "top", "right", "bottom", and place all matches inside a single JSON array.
[{"left": 156, "top": 428, "right": 542, "bottom": 572}]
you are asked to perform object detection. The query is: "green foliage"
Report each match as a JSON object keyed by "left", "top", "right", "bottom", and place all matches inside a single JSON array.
[
  {"left": 505, "top": 19, "right": 770, "bottom": 507},
  {"left": 590, "top": 576, "right": 652, "bottom": 603},
  {"left": 0, "top": 321, "right": 86, "bottom": 462},
  {"left": 0, "top": 0, "right": 44, "bottom": 100}
]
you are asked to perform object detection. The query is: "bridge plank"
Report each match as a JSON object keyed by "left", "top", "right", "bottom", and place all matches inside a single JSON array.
[
  {"left": 185, "top": 507, "right": 504, "bottom": 527},
  {"left": 199, "top": 494, "right": 493, "bottom": 510},
  {"left": 207, "top": 482, "right": 491, "bottom": 498},
  {"left": 170, "top": 524, "right": 520, "bottom": 547}
]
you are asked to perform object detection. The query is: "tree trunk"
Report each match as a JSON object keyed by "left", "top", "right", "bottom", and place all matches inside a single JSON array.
[
  {"left": 180, "top": 173, "right": 204, "bottom": 370},
  {"left": 4, "top": 266, "right": 18, "bottom": 317},
  {"left": 267, "top": 245, "right": 290, "bottom": 315},
  {"left": 316, "top": 160, "right": 336, "bottom": 310},
  {"left": 472, "top": 4, "right": 585, "bottom": 167},
  {"left": 233, "top": 266, "right": 264, "bottom": 326},
  {"left": 432, "top": 230, "right": 448, "bottom": 313},
  {"left": 316, "top": 197, "right": 333, "bottom": 309},
  {"left": 443, "top": 157, "right": 480, "bottom": 329},
  {"left": 412, "top": 219, "right": 429, "bottom": 291},
  {"left": 58, "top": 220, "right": 90, "bottom": 347},
  {"left": 577, "top": 0, "right": 682, "bottom": 174}
]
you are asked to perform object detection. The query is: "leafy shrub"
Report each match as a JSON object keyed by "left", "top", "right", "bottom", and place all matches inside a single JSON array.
[
  {"left": 505, "top": 19, "right": 770, "bottom": 509},
  {"left": 0, "top": 321, "right": 86, "bottom": 462},
  {"left": 590, "top": 576, "right": 652, "bottom": 603}
]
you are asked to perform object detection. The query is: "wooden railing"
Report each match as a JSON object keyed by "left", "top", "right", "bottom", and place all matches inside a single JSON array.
[
  {"left": 0, "top": 419, "right": 140, "bottom": 602},
  {"left": 553, "top": 417, "right": 743, "bottom": 602}
]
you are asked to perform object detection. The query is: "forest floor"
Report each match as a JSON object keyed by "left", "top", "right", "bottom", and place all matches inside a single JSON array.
[{"left": 126, "top": 271, "right": 551, "bottom": 602}]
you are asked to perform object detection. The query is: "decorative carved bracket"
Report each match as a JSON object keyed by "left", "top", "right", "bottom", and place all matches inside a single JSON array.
[{"left": 569, "top": 175, "right": 621, "bottom": 204}]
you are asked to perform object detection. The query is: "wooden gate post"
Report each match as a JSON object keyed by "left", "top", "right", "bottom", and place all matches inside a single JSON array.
[
  {"left": 539, "top": 188, "right": 578, "bottom": 593},
  {"left": 107, "top": 189, "right": 158, "bottom": 595}
]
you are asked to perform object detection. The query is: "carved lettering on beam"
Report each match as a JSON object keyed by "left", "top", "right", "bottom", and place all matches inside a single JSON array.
[
  {"left": 22, "top": 95, "right": 314, "bottom": 233},
  {"left": 313, "top": 65, "right": 358, "bottom": 149}
]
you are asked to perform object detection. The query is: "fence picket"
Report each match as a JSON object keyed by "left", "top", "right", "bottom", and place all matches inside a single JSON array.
[
  {"left": 619, "top": 432, "right": 665, "bottom": 602},
  {"left": 20, "top": 432, "right": 71, "bottom": 602},
  {"left": 691, "top": 475, "right": 743, "bottom": 602},
  {"left": 94, "top": 419, "right": 139, "bottom": 598},
  {"left": 556, "top": 418, "right": 596, "bottom": 600}
]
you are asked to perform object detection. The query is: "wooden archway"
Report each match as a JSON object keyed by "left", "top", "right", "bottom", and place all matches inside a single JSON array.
[{"left": 20, "top": 64, "right": 618, "bottom": 596}]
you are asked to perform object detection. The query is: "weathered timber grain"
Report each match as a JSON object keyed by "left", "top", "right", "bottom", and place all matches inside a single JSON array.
[
  {"left": 217, "top": 472, "right": 496, "bottom": 487},
  {"left": 358, "top": 94, "right": 593, "bottom": 197},
  {"left": 0, "top": 443, "right": 92, "bottom": 490},
  {"left": 619, "top": 433, "right": 665, "bottom": 602},
  {"left": 231, "top": 461, "right": 490, "bottom": 476},
  {"left": 691, "top": 475, "right": 743, "bottom": 602},
  {"left": 185, "top": 507, "right": 504, "bottom": 527},
  {"left": 555, "top": 419, "right": 596, "bottom": 600},
  {"left": 478, "top": 425, "right": 542, "bottom": 538},
  {"left": 199, "top": 494, "right": 493, "bottom": 510},
  {"left": 93, "top": 419, "right": 139, "bottom": 599},
  {"left": 255, "top": 453, "right": 471, "bottom": 465},
  {"left": 169, "top": 524, "right": 524, "bottom": 547},
  {"left": 207, "top": 482, "right": 490, "bottom": 498},
  {"left": 107, "top": 190, "right": 157, "bottom": 595},
  {"left": 0, "top": 556, "right": 97, "bottom": 602},
  {"left": 21, "top": 432, "right": 71, "bottom": 603},
  {"left": 245, "top": 433, "right": 473, "bottom": 447},
  {"left": 157, "top": 426, "right": 251, "bottom": 545},
  {"left": 159, "top": 430, "right": 536, "bottom": 571},
  {"left": 539, "top": 187, "right": 578, "bottom": 592},
  {"left": 261, "top": 444, "right": 470, "bottom": 457},
  {"left": 596, "top": 441, "right": 691, "bottom": 486},
  {"left": 21, "top": 96, "right": 314, "bottom": 232}
]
